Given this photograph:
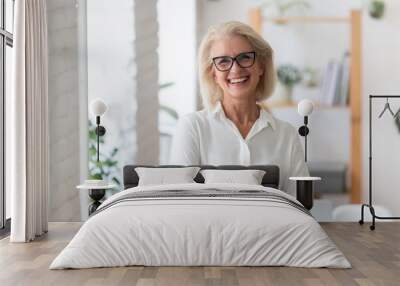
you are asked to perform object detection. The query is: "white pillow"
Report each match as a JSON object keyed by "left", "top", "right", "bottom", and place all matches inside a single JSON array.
[
  {"left": 135, "top": 167, "right": 200, "bottom": 186},
  {"left": 200, "top": 169, "right": 266, "bottom": 185}
]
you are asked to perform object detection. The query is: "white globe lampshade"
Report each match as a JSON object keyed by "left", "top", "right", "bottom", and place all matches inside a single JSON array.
[
  {"left": 90, "top": 98, "right": 108, "bottom": 117},
  {"left": 297, "top": 99, "right": 314, "bottom": 116}
]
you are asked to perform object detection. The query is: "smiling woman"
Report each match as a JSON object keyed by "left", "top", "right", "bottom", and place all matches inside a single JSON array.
[
  {"left": 169, "top": 21, "right": 309, "bottom": 197},
  {"left": 198, "top": 21, "right": 275, "bottom": 110}
]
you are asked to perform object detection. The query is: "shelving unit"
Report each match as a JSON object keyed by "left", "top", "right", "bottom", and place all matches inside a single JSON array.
[
  {"left": 262, "top": 16, "right": 350, "bottom": 25},
  {"left": 267, "top": 102, "right": 350, "bottom": 110},
  {"left": 249, "top": 8, "right": 362, "bottom": 203}
]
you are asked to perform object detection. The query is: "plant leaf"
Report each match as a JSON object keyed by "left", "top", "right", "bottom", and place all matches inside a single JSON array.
[
  {"left": 159, "top": 82, "right": 175, "bottom": 89},
  {"left": 160, "top": 105, "right": 179, "bottom": 120}
]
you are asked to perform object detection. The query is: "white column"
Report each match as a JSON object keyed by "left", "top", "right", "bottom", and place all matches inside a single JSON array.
[
  {"left": 77, "top": 0, "right": 89, "bottom": 221},
  {"left": 133, "top": 0, "right": 159, "bottom": 164},
  {"left": 47, "top": 0, "right": 81, "bottom": 222}
]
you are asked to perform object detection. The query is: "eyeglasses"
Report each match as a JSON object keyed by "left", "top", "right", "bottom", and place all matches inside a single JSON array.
[{"left": 212, "top": 51, "right": 256, "bottom": 72}]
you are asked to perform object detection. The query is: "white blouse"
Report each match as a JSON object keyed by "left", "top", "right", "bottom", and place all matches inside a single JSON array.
[{"left": 169, "top": 101, "right": 309, "bottom": 196}]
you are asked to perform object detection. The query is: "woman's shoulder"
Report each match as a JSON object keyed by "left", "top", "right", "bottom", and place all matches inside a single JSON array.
[
  {"left": 179, "top": 109, "right": 212, "bottom": 124},
  {"left": 176, "top": 109, "right": 211, "bottom": 131},
  {"left": 274, "top": 117, "right": 297, "bottom": 132},
  {"left": 260, "top": 107, "right": 298, "bottom": 136}
]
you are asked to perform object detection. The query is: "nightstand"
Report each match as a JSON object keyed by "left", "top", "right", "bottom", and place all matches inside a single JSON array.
[
  {"left": 289, "top": 177, "right": 321, "bottom": 210},
  {"left": 77, "top": 184, "right": 117, "bottom": 215}
]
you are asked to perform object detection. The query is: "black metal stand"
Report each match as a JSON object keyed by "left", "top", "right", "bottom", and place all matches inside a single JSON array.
[
  {"left": 88, "top": 189, "right": 105, "bottom": 215},
  {"left": 359, "top": 95, "right": 400, "bottom": 230}
]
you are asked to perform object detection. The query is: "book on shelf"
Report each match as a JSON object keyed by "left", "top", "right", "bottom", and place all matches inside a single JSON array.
[
  {"left": 338, "top": 52, "right": 350, "bottom": 106},
  {"left": 319, "top": 52, "right": 350, "bottom": 106},
  {"left": 322, "top": 60, "right": 340, "bottom": 106}
]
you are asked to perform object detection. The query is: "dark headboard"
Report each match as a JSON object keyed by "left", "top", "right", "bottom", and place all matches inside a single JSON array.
[{"left": 123, "top": 165, "right": 280, "bottom": 189}]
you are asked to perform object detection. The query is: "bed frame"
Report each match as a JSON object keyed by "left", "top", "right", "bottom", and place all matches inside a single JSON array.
[{"left": 123, "top": 165, "right": 280, "bottom": 189}]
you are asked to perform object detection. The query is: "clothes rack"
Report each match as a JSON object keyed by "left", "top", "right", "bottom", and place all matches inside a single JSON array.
[{"left": 360, "top": 95, "right": 400, "bottom": 230}]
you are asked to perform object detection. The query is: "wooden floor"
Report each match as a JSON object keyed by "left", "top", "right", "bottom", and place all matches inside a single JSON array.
[{"left": 1, "top": 222, "right": 399, "bottom": 286}]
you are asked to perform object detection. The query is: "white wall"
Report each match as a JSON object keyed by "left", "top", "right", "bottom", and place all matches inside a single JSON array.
[
  {"left": 271, "top": 107, "right": 349, "bottom": 164},
  {"left": 361, "top": 0, "right": 400, "bottom": 216}
]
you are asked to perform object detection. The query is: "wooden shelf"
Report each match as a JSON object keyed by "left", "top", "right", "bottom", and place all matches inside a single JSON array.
[
  {"left": 266, "top": 102, "right": 349, "bottom": 110},
  {"left": 263, "top": 16, "right": 350, "bottom": 25}
]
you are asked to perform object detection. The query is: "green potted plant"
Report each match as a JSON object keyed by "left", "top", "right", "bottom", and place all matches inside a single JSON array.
[
  {"left": 261, "top": 0, "right": 312, "bottom": 22},
  {"left": 277, "top": 64, "right": 302, "bottom": 88},
  {"left": 88, "top": 120, "right": 121, "bottom": 188},
  {"left": 269, "top": 64, "right": 302, "bottom": 105},
  {"left": 368, "top": 0, "right": 385, "bottom": 19}
]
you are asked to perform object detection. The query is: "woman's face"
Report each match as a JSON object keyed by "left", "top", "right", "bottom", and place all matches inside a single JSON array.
[{"left": 210, "top": 35, "right": 264, "bottom": 102}]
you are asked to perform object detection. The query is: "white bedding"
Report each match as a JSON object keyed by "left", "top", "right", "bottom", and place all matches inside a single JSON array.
[{"left": 50, "top": 183, "right": 351, "bottom": 269}]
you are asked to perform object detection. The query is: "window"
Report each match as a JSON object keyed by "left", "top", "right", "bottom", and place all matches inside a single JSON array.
[{"left": 0, "top": 0, "right": 14, "bottom": 231}]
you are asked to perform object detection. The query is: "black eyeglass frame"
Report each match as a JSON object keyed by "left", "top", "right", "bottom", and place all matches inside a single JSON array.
[{"left": 212, "top": 51, "right": 256, "bottom": 72}]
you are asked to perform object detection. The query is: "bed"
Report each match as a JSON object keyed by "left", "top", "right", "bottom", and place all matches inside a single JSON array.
[{"left": 50, "top": 165, "right": 350, "bottom": 269}]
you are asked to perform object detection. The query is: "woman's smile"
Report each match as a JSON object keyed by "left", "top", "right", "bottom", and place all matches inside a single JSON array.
[{"left": 228, "top": 76, "right": 250, "bottom": 85}]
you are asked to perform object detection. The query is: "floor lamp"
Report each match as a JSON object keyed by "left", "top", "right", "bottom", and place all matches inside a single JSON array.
[
  {"left": 290, "top": 99, "right": 321, "bottom": 210},
  {"left": 90, "top": 98, "right": 108, "bottom": 162}
]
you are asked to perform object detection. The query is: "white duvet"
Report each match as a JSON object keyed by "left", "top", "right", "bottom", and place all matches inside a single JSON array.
[{"left": 50, "top": 183, "right": 351, "bottom": 269}]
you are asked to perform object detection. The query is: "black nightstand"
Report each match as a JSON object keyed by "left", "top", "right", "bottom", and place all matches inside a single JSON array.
[
  {"left": 289, "top": 177, "right": 321, "bottom": 210},
  {"left": 77, "top": 184, "right": 116, "bottom": 215}
]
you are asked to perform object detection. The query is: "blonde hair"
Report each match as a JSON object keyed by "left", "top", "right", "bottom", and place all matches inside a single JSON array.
[{"left": 198, "top": 21, "right": 275, "bottom": 109}]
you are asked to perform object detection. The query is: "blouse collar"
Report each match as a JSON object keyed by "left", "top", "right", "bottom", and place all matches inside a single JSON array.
[{"left": 210, "top": 101, "right": 276, "bottom": 131}]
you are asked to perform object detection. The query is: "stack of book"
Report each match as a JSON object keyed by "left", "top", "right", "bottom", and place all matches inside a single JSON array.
[{"left": 319, "top": 52, "right": 350, "bottom": 106}]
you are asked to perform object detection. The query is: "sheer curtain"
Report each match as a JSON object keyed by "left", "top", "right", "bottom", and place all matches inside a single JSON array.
[{"left": 10, "top": 0, "right": 49, "bottom": 242}]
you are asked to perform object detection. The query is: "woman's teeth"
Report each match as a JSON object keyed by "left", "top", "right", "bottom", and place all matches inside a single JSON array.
[{"left": 228, "top": 77, "right": 249, "bottom": 84}]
